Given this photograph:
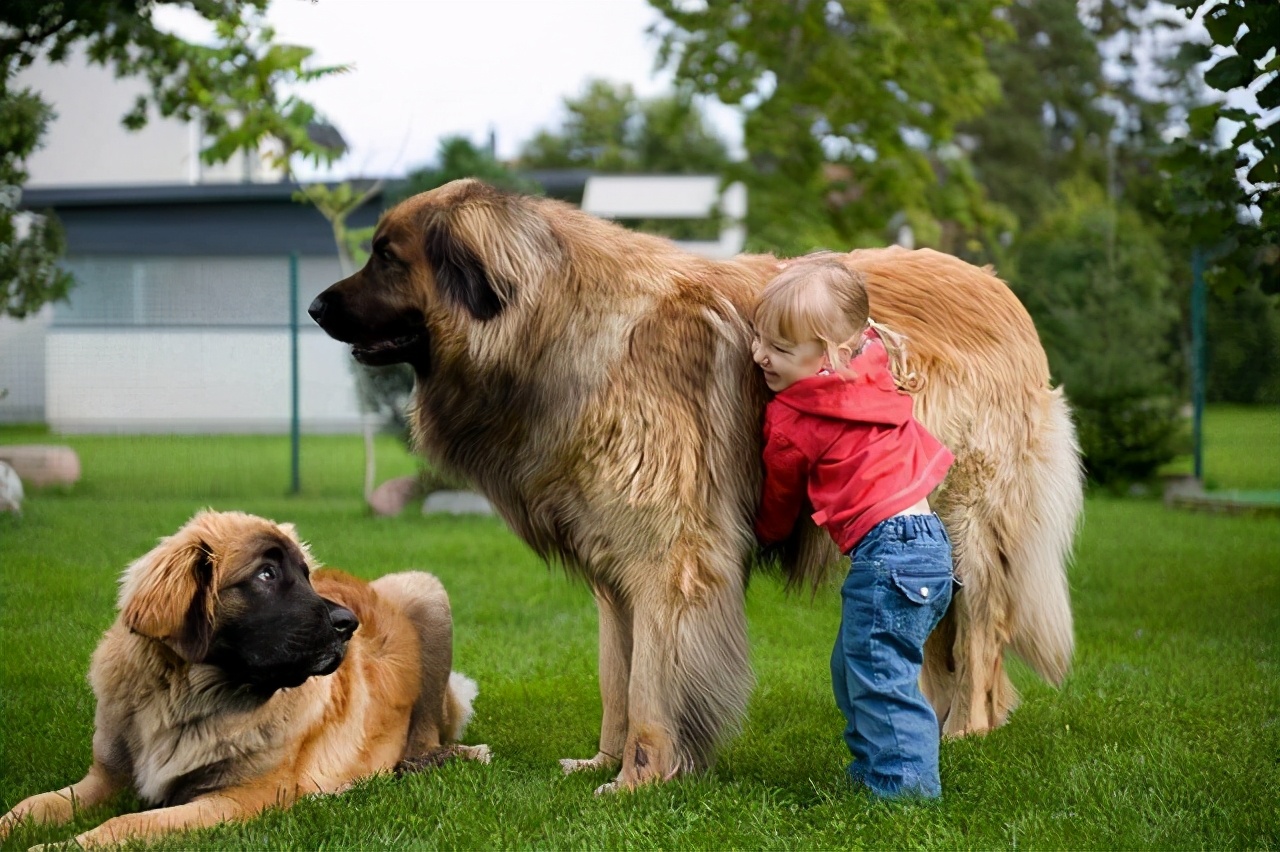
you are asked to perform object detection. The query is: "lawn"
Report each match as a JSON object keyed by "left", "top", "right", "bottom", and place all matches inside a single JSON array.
[
  {"left": 1161, "top": 403, "right": 1280, "bottom": 493},
  {"left": 1, "top": 407, "right": 1277, "bottom": 849}
]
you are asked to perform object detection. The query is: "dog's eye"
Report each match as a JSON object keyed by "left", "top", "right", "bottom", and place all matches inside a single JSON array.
[{"left": 255, "top": 565, "right": 278, "bottom": 583}]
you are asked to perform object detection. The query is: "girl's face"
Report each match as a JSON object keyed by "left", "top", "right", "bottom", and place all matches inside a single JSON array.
[{"left": 752, "top": 332, "right": 826, "bottom": 392}]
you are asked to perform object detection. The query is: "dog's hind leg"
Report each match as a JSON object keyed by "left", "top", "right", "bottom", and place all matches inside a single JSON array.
[
  {"left": 931, "top": 500, "right": 1017, "bottom": 737},
  {"left": 370, "top": 571, "right": 455, "bottom": 755},
  {"left": 926, "top": 390, "right": 1080, "bottom": 736},
  {"left": 561, "top": 583, "right": 629, "bottom": 775},
  {"left": 941, "top": 586, "right": 1017, "bottom": 737}
]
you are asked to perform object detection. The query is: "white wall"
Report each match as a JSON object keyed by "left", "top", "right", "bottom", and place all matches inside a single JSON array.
[
  {"left": 45, "top": 328, "right": 367, "bottom": 433},
  {"left": 0, "top": 306, "right": 52, "bottom": 423},
  {"left": 0, "top": 255, "right": 372, "bottom": 432},
  {"left": 18, "top": 49, "right": 280, "bottom": 187}
]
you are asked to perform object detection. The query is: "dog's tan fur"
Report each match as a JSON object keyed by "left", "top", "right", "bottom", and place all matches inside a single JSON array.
[
  {"left": 0, "top": 511, "right": 488, "bottom": 848},
  {"left": 311, "top": 180, "right": 1082, "bottom": 792}
]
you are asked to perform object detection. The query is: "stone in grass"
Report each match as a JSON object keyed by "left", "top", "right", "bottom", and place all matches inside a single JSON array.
[
  {"left": 422, "top": 490, "right": 493, "bottom": 516},
  {"left": 368, "top": 475, "right": 423, "bottom": 517},
  {"left": 0, "top": 445, "right": 81, "bottom": 488},
  {"left": 0, "top": 461, "right": 23, "bottom": 514}
]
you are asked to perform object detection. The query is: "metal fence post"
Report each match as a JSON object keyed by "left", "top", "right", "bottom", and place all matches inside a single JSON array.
[
  {"left": 290, "top": 251, "right": 301, "bottom": 495},
  {"left": 1191, "top": 246, "right": 1206, "bottom": 483}
]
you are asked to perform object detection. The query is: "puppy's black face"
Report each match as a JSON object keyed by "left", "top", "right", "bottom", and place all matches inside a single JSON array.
[{"left": 205, "top": 537, "right": 358, "bottom": 695}]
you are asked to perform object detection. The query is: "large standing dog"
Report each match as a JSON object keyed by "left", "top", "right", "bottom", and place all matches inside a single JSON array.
[
  {"left": 0, "top": 510, "right": 489, "bottom": 847},
  {"left": 309, "top": 180, "right": 1082, "bottom": 792}
]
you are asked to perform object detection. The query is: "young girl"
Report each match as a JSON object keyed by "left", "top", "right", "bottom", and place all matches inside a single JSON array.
[{"left": 752, "top": 257, "right": 955, "bottom": 799}]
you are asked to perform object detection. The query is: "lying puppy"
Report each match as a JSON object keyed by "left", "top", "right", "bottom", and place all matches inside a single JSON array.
[{"left": 0, "top": 510, "right": 489, "bottom": 848}]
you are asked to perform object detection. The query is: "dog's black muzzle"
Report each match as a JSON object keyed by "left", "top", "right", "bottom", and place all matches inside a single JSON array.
[{"left": 309, "top": 288, "right": 430, "bottom": 368}]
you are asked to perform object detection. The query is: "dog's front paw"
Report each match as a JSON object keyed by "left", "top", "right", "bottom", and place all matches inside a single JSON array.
[{"left": 559, "top": 751, "right": 620, "bottom": 775}]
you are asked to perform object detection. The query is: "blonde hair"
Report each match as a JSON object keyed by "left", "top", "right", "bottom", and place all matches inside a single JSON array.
[
  {"left": 754, "top": 256, "right": 918, "bottom": 388},
  {"left": 755, "top": 259, "right": 868, "bottom": 370}
]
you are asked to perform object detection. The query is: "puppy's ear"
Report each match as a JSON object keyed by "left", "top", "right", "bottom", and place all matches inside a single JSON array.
[{"left": 119, "top": 529, "right": 217, "bottom": 662}]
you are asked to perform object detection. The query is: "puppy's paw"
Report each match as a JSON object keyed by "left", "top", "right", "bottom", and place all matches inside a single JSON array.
[
  {"left": 459, "top": 744, "right": 492, "bottom": 764},
  {"left": 593, "top": 780, "right": 619, "bottom": 796},
  {"left": 396, "top": 743, "right": 492, "bottom": 774},
  {"left": 559, "top": 752, "right": 620, "bottom": 775}
]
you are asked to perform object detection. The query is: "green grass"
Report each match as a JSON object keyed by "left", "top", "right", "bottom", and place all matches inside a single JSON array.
[
  {"left": 2, "top": 408, "right": 1278, "bottom": 850},
  {"left": 1162, "top": 404, "right": 1280, "bottom": 492}
]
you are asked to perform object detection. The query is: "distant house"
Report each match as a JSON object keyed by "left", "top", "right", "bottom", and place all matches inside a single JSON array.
[
  {"left": 1, "top": 50, "right": 362, "bottom": 432},
  {"left": 18, "top": 47, "right": 282, "bottom": 190},
  {"left": 3, "top": 183, "right": 381, "bottom": 432}
]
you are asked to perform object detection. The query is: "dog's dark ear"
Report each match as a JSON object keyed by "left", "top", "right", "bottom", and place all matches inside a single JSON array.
[
  {"left": 424, "top": 221, "right": 508, "bottom": 321},
  {"left": 119, "top": 527, "right": 217, "bottom": 662},
  {"left": 422, "top": 185, "right": 563, "bottom": 321}
]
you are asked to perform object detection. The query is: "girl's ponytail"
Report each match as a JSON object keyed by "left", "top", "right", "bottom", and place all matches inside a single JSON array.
[{"left": 865, "top": 319, "right": 923, "bottom": 393}]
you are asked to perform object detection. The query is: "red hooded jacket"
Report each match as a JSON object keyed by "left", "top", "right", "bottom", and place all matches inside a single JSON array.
[{"left": 754, "top": 336, "right": 954, "bottom": 553}]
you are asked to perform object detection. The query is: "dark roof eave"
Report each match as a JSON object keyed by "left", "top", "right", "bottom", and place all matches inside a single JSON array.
[
  {"left": 19, "top": 179, "right": 389, "bottom": 210},
  {"left": 18, "top": 168, "right": 596, "bottom": 211}
]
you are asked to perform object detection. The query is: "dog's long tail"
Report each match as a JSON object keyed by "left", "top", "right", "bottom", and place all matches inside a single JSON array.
[
  {"left": 1005, "top": 387, "right": 1084, "bottom": 684},
  {"left": 443, "top": 672, "right": 479, "bottom": 742}
]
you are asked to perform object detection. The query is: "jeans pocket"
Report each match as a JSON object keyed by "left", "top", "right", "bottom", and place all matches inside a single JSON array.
[
  {"left": 890, "top": 570, "right": 951, "bottom": 607},
  {"left": 885, "top": 566, "right": 953, "bottom": 650}
]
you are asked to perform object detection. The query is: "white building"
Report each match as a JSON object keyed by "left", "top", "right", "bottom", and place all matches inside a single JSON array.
[
  {"left": 21, "top": 48, "right": 281, "bottom": 188},
  {"left": 3, "top": 52, "right": 373, "bottom": 432}
]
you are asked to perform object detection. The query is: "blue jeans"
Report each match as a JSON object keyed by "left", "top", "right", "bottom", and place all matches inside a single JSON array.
[{"left": 830, "top": 513, "right": 954, "bottom": 798}]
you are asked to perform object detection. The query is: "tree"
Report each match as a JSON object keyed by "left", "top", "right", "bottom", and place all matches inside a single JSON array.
[
  {"left": 1013, "top": 179, "right": 1184, "bottom": 485},
  {"left": 1, "top": 0, "right": 347, "bottom": 318},
  {"left": 519, "top": 79, "right": 732, "bottom": 240},
  {"left": 1165, "top": 0, "right": 1279, "bottom": 295},
  {"left": 959, "top": 0, "right": 1278, "bottom": 408},
  {"left": 1, "top": 89, "right": 72, "bottom": 319},
  {"left": 297, "top": 179, "right": 415, "bottom": 502},
  {"left": 5, "top": 1, "right": 396, "bottom": 493},
  {"left": 1206, "top": 284, "right": 1280, "bottom": 404},
  {"left": 397, "top": 135, "right": 542, "bottom": 203},
  {"left": 519, "top": 78, "right": 730, "bottom": 176},
  {"left": 1178, "top": 0, "right": 1279, "bottom": 192},
  {"left": 960, "top": 0, "right": 1114, "bottom": 235},
  {"left": 649, "top": 0, "right": 1011, "bottom": 255}
]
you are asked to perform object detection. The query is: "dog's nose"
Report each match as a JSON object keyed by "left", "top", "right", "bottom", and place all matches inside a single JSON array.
[
  {"left": 329, "top": 605, "right": 359, "bottom": 640},
  {"left": 307, "top": 294, "right": 328, "bottom": 325}
]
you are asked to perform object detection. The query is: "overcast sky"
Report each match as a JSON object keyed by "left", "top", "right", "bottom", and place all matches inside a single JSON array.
[{"left": 157, "top": 0, "right": 744, "bottom": 180}]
